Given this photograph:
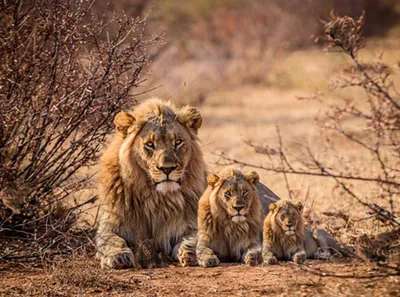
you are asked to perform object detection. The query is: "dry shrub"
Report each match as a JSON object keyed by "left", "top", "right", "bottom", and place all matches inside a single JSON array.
[
  {"left": 217, "top": 12, "right": 400, "bottom": 269},
  {"left": 0, "top": 0, "right": 160, "bottom": 263}
]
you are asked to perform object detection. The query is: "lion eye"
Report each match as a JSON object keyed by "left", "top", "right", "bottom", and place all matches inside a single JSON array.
[
  {"left": 145, "top": 141, "right": 155, "bottom": 149},
  {"left": 175, "top": 139, "right": 183, "bottom": 147},
  {"left": 281, "top": 214, "right": 286, "bottom": 220},
  {"left": 243, "top": 190, "right": 249, "bottom": 196},
  {"left": 225, "top": 191, "right": 231, "bottom": 199}
]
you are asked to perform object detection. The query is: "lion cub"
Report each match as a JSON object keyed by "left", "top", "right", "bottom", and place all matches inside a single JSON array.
[
  {"left": 178, "top": 168, "right": 263, "bottom": 267},
  {"left": 262, "top": 200, "right": 345, "bottom": 265}
]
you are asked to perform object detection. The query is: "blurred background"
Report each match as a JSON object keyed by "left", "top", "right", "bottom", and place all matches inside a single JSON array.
[
  {"left": 95, "top": 0, "right": 400, "bottom": 104},
  {"left": 93, "top": 1, "right": 400, "bottom": 217}
]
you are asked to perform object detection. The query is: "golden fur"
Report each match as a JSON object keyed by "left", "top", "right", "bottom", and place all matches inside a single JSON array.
[
  {"left": 178, "top": 168, "right": 263, "bottom": 267},
  {"left": 262, "top": 200, "right": 345, "bottom": 264},
  {"left": 262, "top": 200, "right": 306, "bottom": 264},
  {"left": 95, "top": 98, "right": 207, "bottom": 269}
]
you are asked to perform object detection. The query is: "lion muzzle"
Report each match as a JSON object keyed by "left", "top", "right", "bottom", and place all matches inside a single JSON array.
[
  {"left": 284, "top": 225, "right": 296, "bottom": 235},
  {"left": 231, "top": 206, "right": 248, "bottom": 223},
  {"left": 153, "top": 165, "right": 183, "bottom": 193}
]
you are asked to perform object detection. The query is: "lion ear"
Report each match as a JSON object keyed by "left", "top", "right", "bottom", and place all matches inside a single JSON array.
[
  {"left": 269, "top": 203, "right": 278, "bottom": 213},
  {"left": 114, "top": 111, "right": 135, "bottom": 137},
  {"left": 244, "top": 171, "right": 259, "bottom": 186},
  {"left": 295, "top": 202, "right": 304, "bottom": 213},
  {"left": 207, "top": 173, "right": 220, "bottom": 188},
  {"left": 178, "top": 106, "right": 203, "bottom": 134}
]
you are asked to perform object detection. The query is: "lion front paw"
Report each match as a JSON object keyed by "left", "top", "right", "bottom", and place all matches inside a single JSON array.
[
  {"left": 99, "top": 248, "right": 136, "bottom": 269},
  {"left": 243, "top": 249, "right": 262, "bottom": 266},
  {"left": 198, "top": 255, "right": 220, "bottom": 268},
  {"left": 178, "top": 245, "right": 197, "bottom": 267},
  {"left": 293, "top": 251, "right": 306, "bottom": 264},
  {"left": 263, "top": 255, "right": 278, "bottom": 265}
]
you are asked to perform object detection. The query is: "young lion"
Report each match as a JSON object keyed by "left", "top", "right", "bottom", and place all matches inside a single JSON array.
[
  {"left": 262, "top": 200, "right": 345, "bottom": 265},
  {"left": 178, "top": 168, "right": 264, "bottom": 267}
]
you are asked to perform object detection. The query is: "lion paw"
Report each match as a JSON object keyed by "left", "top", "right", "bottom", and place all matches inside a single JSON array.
[
  {"left": 178, "top": 246, "right": 197, "bottom": 267},
  {"left": 243, "top": 249, "right": 262, "bottom": 266},
  {"left": 315, "top": 248, "right": 331, "bottom": 260},
  {"left": 198, "top": 255, "right": 220, "bottom": 268},
  {"left": 293, "top": 251, "right": 306, "bottom": 264},
  {"left": 99, "top": 248, "right": 136, "bottom": 269},
  {"left": 263, "top": 255, "right": 278, "bottom": 265}
]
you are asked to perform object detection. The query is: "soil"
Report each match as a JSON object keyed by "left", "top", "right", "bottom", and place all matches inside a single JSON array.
[{"left": 1, "top": 260, "right": 399, "bottom": 297}]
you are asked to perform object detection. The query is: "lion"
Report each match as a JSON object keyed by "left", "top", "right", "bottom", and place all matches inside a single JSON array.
[
  {"left": 262, "top": 200, "right": 348, "bottom": 265},
  {"left": 178, "top": 168, "right": 278, "bottom": 268},
  {"left": 95, "top": 98, "right": 207, "bottom": 269}
]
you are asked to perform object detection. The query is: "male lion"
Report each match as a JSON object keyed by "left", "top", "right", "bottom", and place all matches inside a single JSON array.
[
  {"left": 95, "top": 99, "right": 207, "bottom": 269},
  {"left": 262, "top": 200, "right": 347, "bottom": 265},
  {"left": 178, "top": 168, "right": 277, "bottom": 268}
]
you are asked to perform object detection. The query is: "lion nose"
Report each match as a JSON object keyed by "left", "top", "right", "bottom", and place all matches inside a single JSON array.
[
  {"left": 233, "top": 206, "right": 244, "bottom": 212},
  {"left": 286, "top": 223, "right": 293, "bottom": 228},
  {"left": 158, "top": 166, "right": 177, "bottom": 175}
]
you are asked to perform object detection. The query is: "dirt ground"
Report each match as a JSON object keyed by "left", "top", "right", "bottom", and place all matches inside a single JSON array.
[{"left": 1, "top": 259, "right": 399, "bottom": 297}]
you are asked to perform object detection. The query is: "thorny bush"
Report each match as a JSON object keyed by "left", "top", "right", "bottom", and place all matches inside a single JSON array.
[{"left": 0, "top": 0, "right": 160, "bottom": 262}]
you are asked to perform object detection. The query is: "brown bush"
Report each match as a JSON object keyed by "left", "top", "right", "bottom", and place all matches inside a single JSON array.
[{"left": 0, "top": 0, "right": 160, "bottom": 262}]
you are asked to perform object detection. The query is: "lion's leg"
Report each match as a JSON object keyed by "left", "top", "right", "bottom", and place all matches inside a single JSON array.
[
  {"left": 292, "top": 247, "right": 306, "bottom": 264},
  {"left": 196, "top": 233, "right": 220, "bottom": 268},
  {"left": 241, "top": 241, "right": 262, "bottom": 266},
  {"left": 313, "top": 229, "right": 343, "bottom": 259},
  {"left": 304, "top": 229, "right": 319, "bottom": 258},
  {"left": 177, "top": 236, "right": 198, "bottom": 267},
  {"left": 96, "top": 214, "right": 136, "bottom": 269},
  {"left": 262, "top": 240, "right": 278, "bottom": 265},
  {"left": 171, "top": 229, "right": 197, "bottom": 261}
]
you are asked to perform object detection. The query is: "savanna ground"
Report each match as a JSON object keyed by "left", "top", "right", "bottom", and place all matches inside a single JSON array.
[{"left": 1, "top": 1, "right": 400, "bottom": 296}]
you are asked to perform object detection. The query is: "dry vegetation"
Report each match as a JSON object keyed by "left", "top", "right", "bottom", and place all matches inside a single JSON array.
[
  {"left": 216, "top": 11, "right": 400, "bottom": 268},
  {"left": 0, "top": 0, "right": 160, "bottom": 262},
  {"left": 1, "top": 0, "right": 400, "bottom": 296}
]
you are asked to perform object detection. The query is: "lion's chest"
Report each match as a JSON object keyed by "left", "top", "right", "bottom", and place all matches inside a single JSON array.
[
  {"left": 209, "top": 225, "right": 251, "bottom": 262},
  {"left": 125, "top": 191, "right": 197, "bottom": 251},
  {"left": 271, "top": 237, "right": 301, "bottom": 261}
]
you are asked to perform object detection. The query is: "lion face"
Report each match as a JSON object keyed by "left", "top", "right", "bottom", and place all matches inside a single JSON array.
[
  {"left": 207, "top": 169, "right": 260, "bottom": 223},
  {"left": 133, "top": 121, "right": 192, "bottom": 193},
  {"left": 114, "top": 101, "right": 202, "bottom": 194},
  {"left": 269, "top": 200, "right": 303, "bottom": 236}
]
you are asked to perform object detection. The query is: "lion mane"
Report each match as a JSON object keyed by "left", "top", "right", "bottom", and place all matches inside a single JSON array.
[
  {"left": 178, "top": 168, "right": 264, "bottom": 267},
  {"left": 95, "top": 98, "right": 207, "bottom": 269}
]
